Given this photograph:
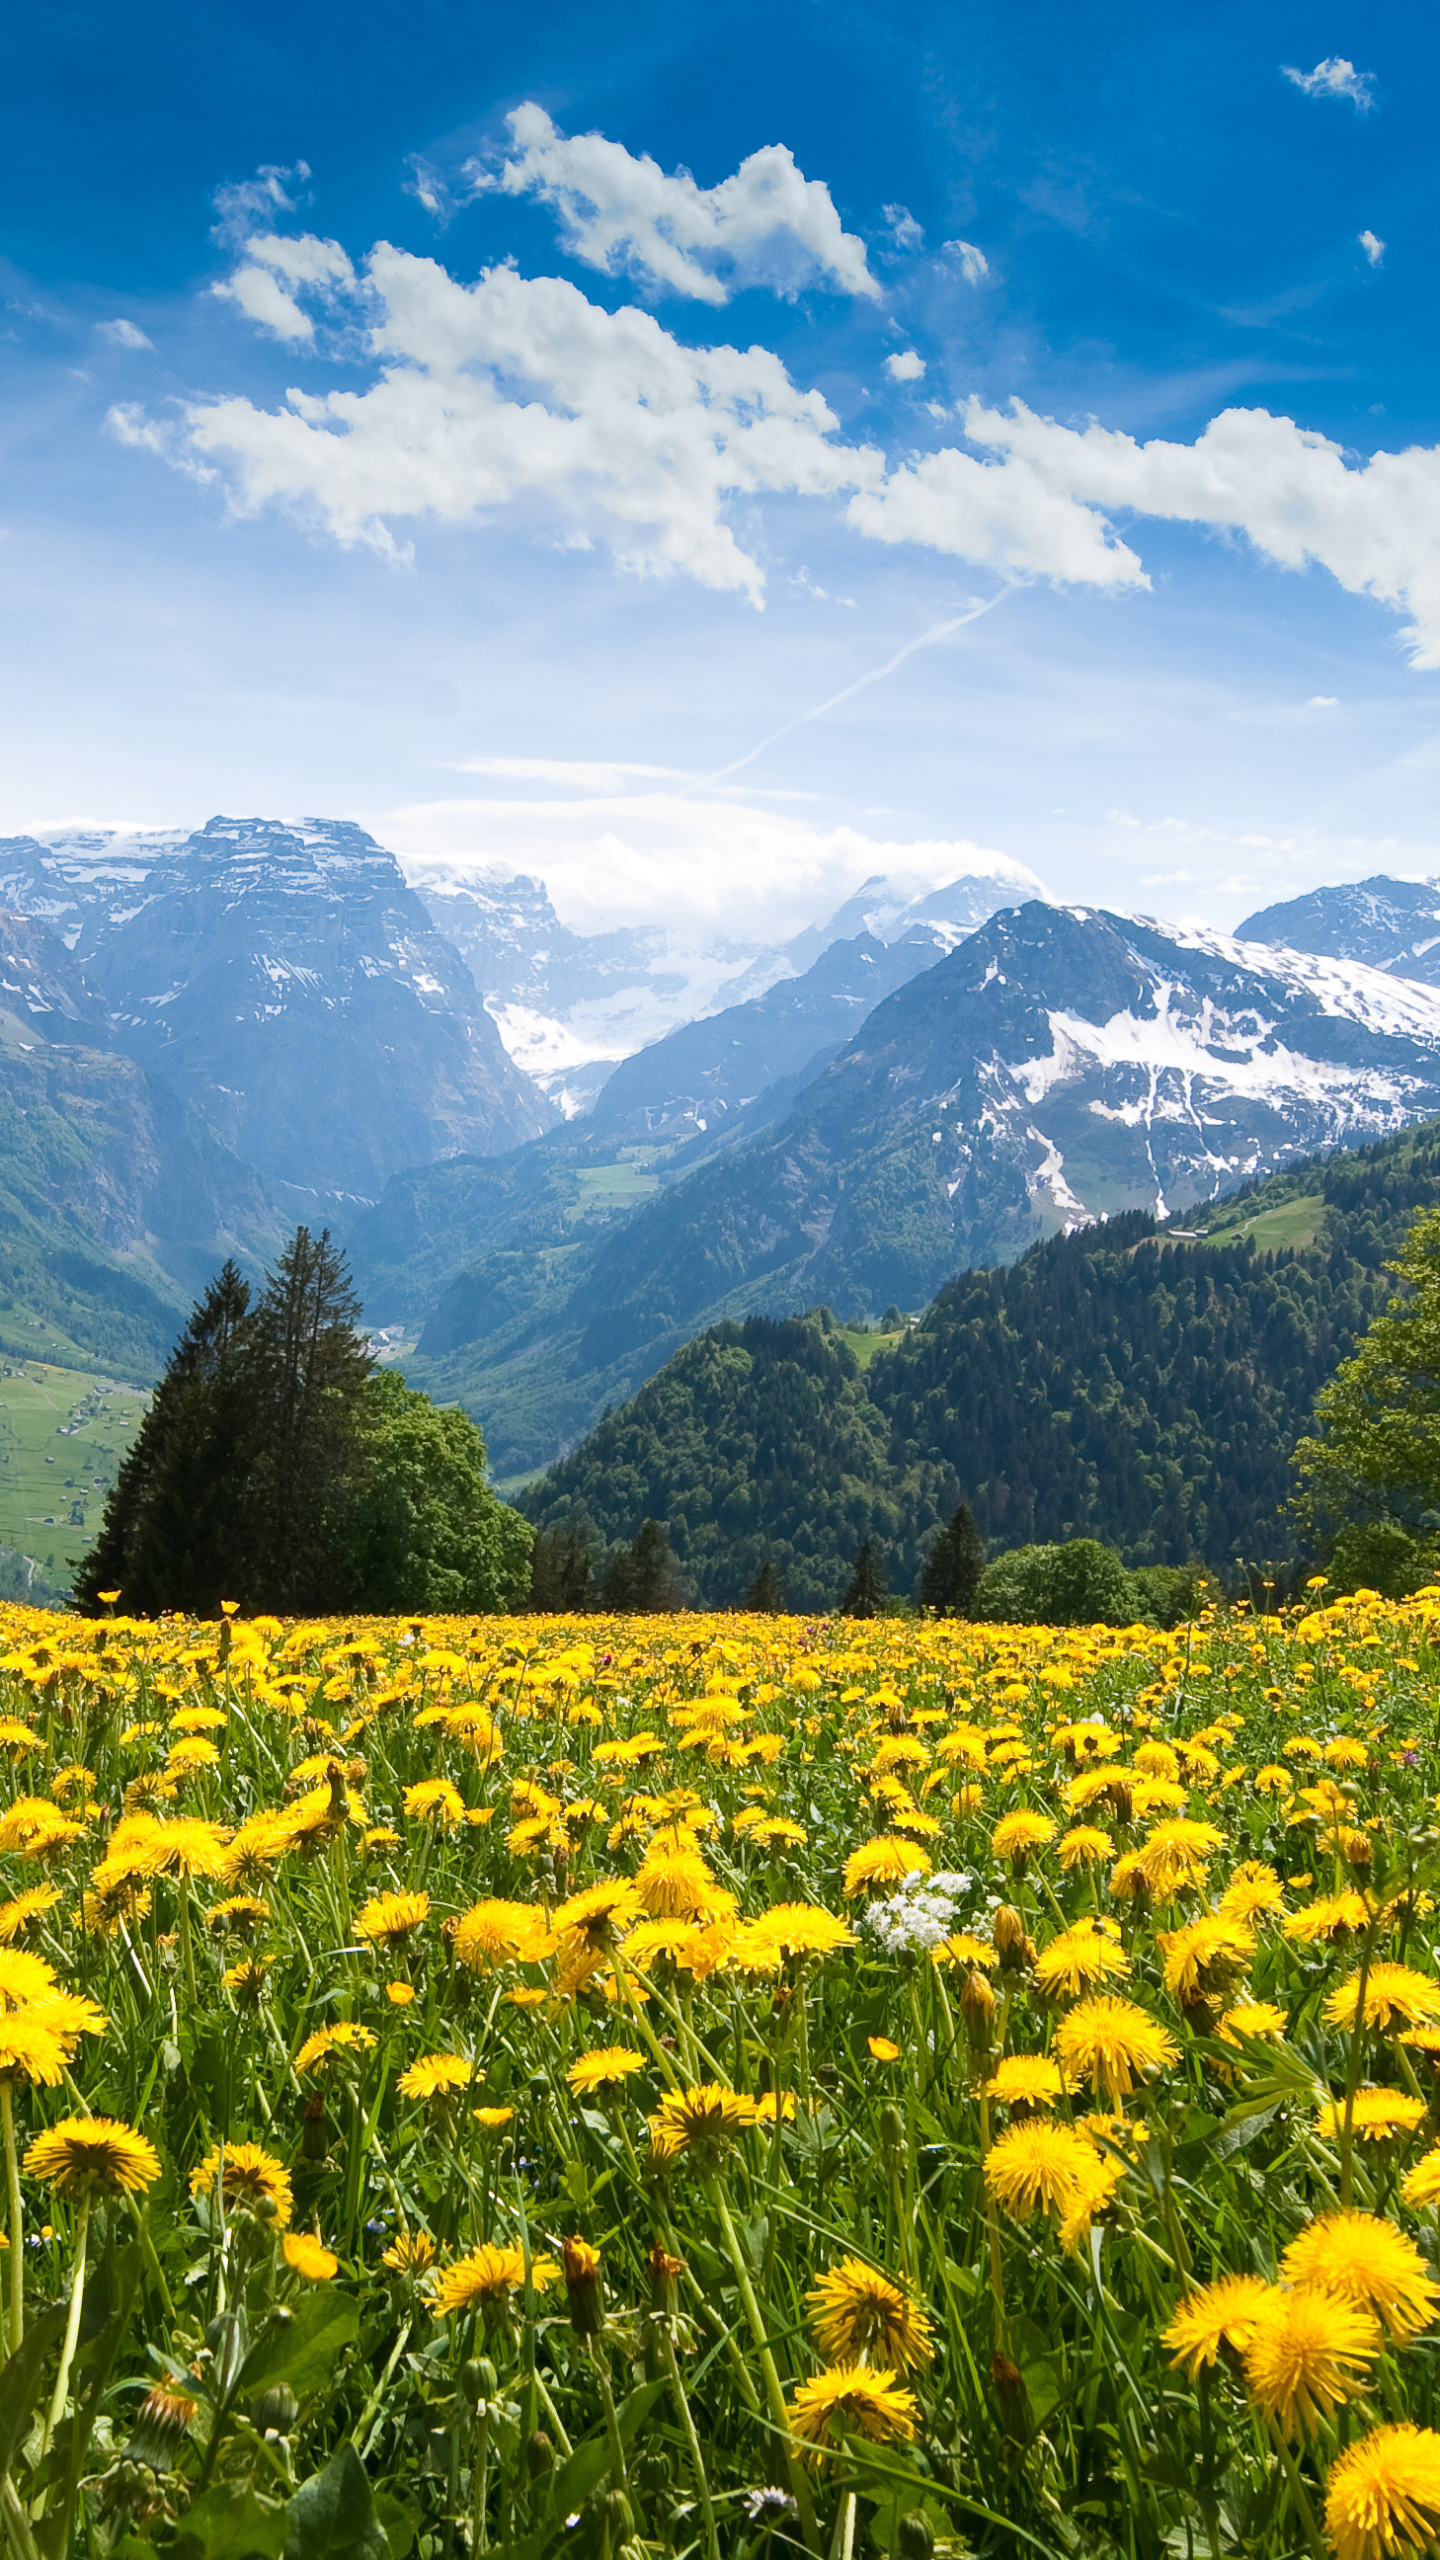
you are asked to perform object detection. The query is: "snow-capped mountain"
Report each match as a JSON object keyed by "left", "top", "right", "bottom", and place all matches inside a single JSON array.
[
  {"left": 409, "top": 854, "right": 1043, "bottom": 1114},
  {"left": 1238, "top": 875, "right": 1440, "bottom": 987}
]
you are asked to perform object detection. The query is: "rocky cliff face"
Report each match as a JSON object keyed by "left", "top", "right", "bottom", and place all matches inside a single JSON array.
[
  {"left": 79, "top": 818, "right": 553, "bottom": 1199},
  {"left": 1238, "top": 875, "right": 1440, "bottom": 985}
]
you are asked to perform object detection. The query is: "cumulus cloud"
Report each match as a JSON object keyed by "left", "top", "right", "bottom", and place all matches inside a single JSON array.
[
  {"left": 96, "top": 318, "right": 152, "bottom": 349},
  {"left": 1360, "top": 229, "right": 1385, "bottom": 266},
  {"left": 1282, "top": 56, "right": 1376, "bottom": 109},
  {"left": 387, "top": 786, "right": 1036, "bottom": 937},
  {"left": 211, "top": 232, "right": 356, "bottom": 341},
  {"left": 470, "top": 105, "right": 877, "bottom": 305},
  {"left": 166, "top": 244, "right": 882, "bottom": 598},
  {"left": 885, "top": 349, "right": 926, "bottom": 382},
  {"left": 944, "top": 240, "right": 989, "bottom": 284},
  {"left": 852, "top": 399, "right": 1440, "bottom": 666}
]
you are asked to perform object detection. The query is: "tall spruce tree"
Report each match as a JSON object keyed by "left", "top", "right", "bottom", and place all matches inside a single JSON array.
[
  {"left": 74, "top": 1261, "right": 262, "bottom": 1615},
  {"left": 252, "top": 1227, "right": 373, "bottom": 1611},
  {"left": 601, "top": 1518, "right": 684, "bottom": 1612},
  {"left": 529, "top": 1517, "right": 598, "bottom": 1612},
  {"left": 920, "top": 1503, "right": 986, "bottom": 1616},
  {"left": 741, "top": 1554, "right": 786, "bottom": 1613},
  {"left": 840, "top": 1538, "right": 888, "bottom": 1618}
]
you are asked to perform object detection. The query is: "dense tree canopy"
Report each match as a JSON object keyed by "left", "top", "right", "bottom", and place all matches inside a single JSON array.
[{"left": 76, "top": 1230, "right": 529, "bottom": 1615}]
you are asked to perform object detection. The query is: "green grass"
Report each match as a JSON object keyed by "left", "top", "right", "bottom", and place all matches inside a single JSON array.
[
  {"left": 839, "top": 1323, "right": 906, "bottom": 1368},
  {"left": 571, "top": 1160, "right": 663, "bottom": 1213},
  {"left": 1181, "top": 1190, "right": 1329, "bottom": 1255},
  {"left": 0, "top": 1357, "right": 146, "bottom": 1578}
]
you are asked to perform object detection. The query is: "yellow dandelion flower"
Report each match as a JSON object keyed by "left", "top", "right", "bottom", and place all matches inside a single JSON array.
[
  {"left": 1219, "top": 2001, "right": 1287, "bottom": 2045},
  {"left": 930, "top": 1931, "right": 997, "bottom": 1972},
  {"left": 786, "top": 2364, "right": 918, "bottom": 2456},
  {"left": 397, "top": 2053, "right": 473, "bottom": 2103},
  {"left": 991, "top": 1811, "right": 1056, "bottom": 1873},
  {"left": 1316, "top": 2089, "right": 1427, "bottom": 2145},
  {"left": 983, "top": 2120, "right": 1098, "bottom": 2221},
  {"left": 402, "top": 1780, "right": 465, "bottom": 1827},
  {"left": 1241, "top": 2286, "right": 1380, "bottom": 2439},
  {"left": 1285, "top": 1891, "right": 1371, "bottom": 1949},
  {"left": 0, "top": 1949, "right": 58, "bottom": 2011},
  {"left": 566, "top": 2047, "right": 646, "bottom": 2100},
  {"left": 648, "top": 2083, "right": 760, "bottom": 2162},
  {"left": 553, "top": 1880, "right": 644, "bottom": 1955},
  {"left": 431, "top": 2243, "right": 556, "bottom": 2320},
  {"left": 133, "top": 1817, "right": 233, "bottom": 1880},
  {"left": 1325, "top": 2423, "right": 1440, "bottom": 2560},
  {"left": 452, "top": 1899, "right": 555, "bottom": 1970},
  {"left": 1157, "top": 1914, "right": 1254, "bottom": 2008},
  {"left": 355, "top": 1889, "right": 430, "bottom": 1947},
  {"left": 0, "top": 1887, "right": 60, "bottom": 1944},
  {"left": 1132, "top": 1819, "right": 1224, "bottom": 1897},
  {"left": 189, "top": 2141, "right": 292, "bottom": 2229},
  {"left": 282, "top": 2233, "right": 337, "bottom": 2280},
  {"left": 382, "top": 2230, "right": 437, "bottom": 2276},
  {"left": 205, "top": 1896, "right": 269, "bottom": 1936},
  {"left": 1401, "top": 2149, "right": 1440, "bottom": 2209},
  {"left": 843, "top": 1837, "right": 932, "bottom": 1896},
  {"left": 986, "top": 2055, "right": 1067, "bottom": 2111},
  {"left": 294, "top": 2020, "right": 378, "bottom": 2075},
  {"left": 1033, "top": 1921, "right": 1130, "bottom": 2003},
  {"left": 25, "top": 2115, "right": 159, "bottom": 2197},
  {"left": 1216, "top": 1861, "right": 1285, "bottom": 1925},
  {"left": 1281, "top": 2212, "right": 1440, "bottom": 2343},
  {"left": 868, "top": 2037, "right": 901, "bottom": 2062},
  {"left": 1054, "top": 1996, "right": 1178, "bottom": 2102},
  {"left": 0, "top": 2013, "right": 66, "bottom": 2087},
  {"left": 472, "top": 2107, "right": 515, "bottom": 2133},
  {"left": 1058, "top": 1826, "right": 1114, "bottom": 1872},
  {"left": 806, "top": 2258, "right": 934, "bottom": 2372},
  {"left": 1324, "top": 1964, "right": 1440, "bottom": 2035},
  {"left": 1163, "top": 2274, "right": 1276, "bottom": 2378}
]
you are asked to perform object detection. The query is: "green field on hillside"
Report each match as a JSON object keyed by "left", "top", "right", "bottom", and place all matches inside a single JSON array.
[{"left": 0, "top": 1360, "right": 147, "bottom": 1583}]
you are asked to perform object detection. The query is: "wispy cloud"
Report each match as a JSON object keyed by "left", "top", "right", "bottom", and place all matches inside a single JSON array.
[
  {"left": 468, "top": 106, "right": 879, "bottom": 305},
  {"left": 944, "top": 239, "right": 989, "bottom": 285},
  {"left": 96, "top": 318, "right": 152, "bottom": 349},
  {"left": 1281, "top": 57, "right": 1376, "bottom": 110},
  {"left": 211, "top": 162, "right": 312, "bottom": 251}
]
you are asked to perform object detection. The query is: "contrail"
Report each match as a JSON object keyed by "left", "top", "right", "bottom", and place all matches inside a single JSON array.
[{"left": 681, "top": 583, "right": 1016, "bottom": 799}]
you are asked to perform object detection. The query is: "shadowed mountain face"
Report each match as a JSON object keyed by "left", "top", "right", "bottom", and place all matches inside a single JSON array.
[
  {"left": 81, "top": 818, "right": 553, "bottom": 1199},
  {"left": 1238, "top": 876, "right": 1440, "bottom": 984},
  {"left": 366, "top": 897, "right": 1440, "bottom": 1480}
]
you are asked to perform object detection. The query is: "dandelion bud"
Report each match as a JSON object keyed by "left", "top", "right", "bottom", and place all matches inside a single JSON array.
[
  {"left": 879, "top": 2103, "right": 906, "bottom": 2175},
  {"left": 1341, "top": 1827, "right": 1373, "bottom": 1872},
  {"left": 562, "top": 2234, "right": 605, "bottom": 2337},
  {"left": 648, "top": 2245, "right": 685, "bottom": 2315},
  {"left": 960, "top": 1967, "right": 998, "bottom": 2048},
  {"left": 250, "top": 2382, "right": 298, "bottom": 2439},
  {"left": 525, "top": 2430, "right": 555, "bottom": 2478},
  {"left": 460, "top": 2356, "right": 497, "bottom": 2412},
  {"left": 898, "top": 2513, "right": 935, "bottom": 2560},
  {"left": 993, "top": 1906, "right": 1035, "bottom": 1973},
  {"left": 300, "top": 2096, "right": 329, "bottom": 2162},
  {"left": 128, "top": 2382, "right": 199, "bottom": 2471}
]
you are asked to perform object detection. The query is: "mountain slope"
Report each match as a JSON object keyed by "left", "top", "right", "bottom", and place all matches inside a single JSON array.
[
  {"left": 522, "top": 1120, "right": 1440, "bottom": 1606},
  {"left": 84, "top": 817, "right": 552, "bottom": 1199},
  {"left": 380, "top": 900, "right": 1440, "bottom": 1477},
  {"left": 1238, "top": 876, "right": 1440, "bottom": 984}
]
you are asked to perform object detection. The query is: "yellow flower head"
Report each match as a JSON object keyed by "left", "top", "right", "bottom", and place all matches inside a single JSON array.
[
  {"left": 842, "top": 1837, "right": 931, "bottom": 1897},
  {"left": 1324, "top": 2422, "right": 1440, "bottom": 2560},
  {"left": 355, "top": 1889, "right": 430, "bottom": 1947},
  {"left": 1033, "top": 1921, "right": 1130, "bottom": 2004},
  {"left": 1132, "top": 1819, "right": 1224, "bottom": 1898},
  {"left": 294, "top": 2020, "right": 378, "bottom": 2075},
  {"left": 0, "top": 1887, "right": 61, "bottom": 1945},
  {"left": 25, "top": 2115, "right": 159, "bottom": 2197},
  {"left": 807, "top": 2258, "right": 933, "bottom": 2372},
  {"left": 867, "top": 2037, "right": 901, "bottom": 2063},
  {"left": 1316, "top": 2089, "right": 1427, "bottom": 2146},
  {"left": 983, "top": 2120, "right": 1098, "bottom": 2222},
  {"left": 1058, "top": 1826, "right": 1114, "bottom": 1873},
  {"left": 648, "top": 2082, "right": 760, "bottom": 2163},
  {"left": 1157, "top": 1914, "right": 1254, "bottom": 2009},
  {"left": 282, "top": 2233, "right": 337, "bottom": 2281},
  {"left": 1163, "top": 2274, "right": 1275, "bottom": 2378},
  {"left": 991, "top": 1811, "right": 1056, "bottom": 1872},
  {"left": 431, "top": 2242, "right": 557, "bottom": 2321},
  {"left": 0, "top": 2013, "right": 66, "bottom": 2087},
  {"left": 1216, "top": 1861, "right": 1285, "bottom": 1925},
  {"left": 986, "top": 2055, "right": 1067, "bottom": 2112},
  {"left": 1054, "top": 1996, "right": 1178, "bottom": 2102},
  {"left": 189, "top": 2141, "right": 292, "bottom": 2229},
  {"left": 1241, "top": 2285, "right": 1380, "bottom": 2439},
  {"left": 452, "top": 1899, "right": 554, "bottom": 1971},
  {"left": 397, "top": 2052, "right": 472, "bottom": 2103},
  {"left": 381, "top": 2230, "right": 437, "bottom": 2276},
  {"left": 1324, "top": 1964, "right": 1440, "bottom": 2036},
  {"left": 1281, "top": 2211, "right": 1440, "bottom": 2343},
  {"left": 786, "top": 2364, "right": 918, "bottom": 2458},
  {"left": 566, "top": 2046, "right": 646, "bottom": 2101},
  {"left": 0, "top": 1949, "right": 59, "bottom": 2012}
]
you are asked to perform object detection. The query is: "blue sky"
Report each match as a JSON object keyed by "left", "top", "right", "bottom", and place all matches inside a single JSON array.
[{"left": 2, "top": 0, "right": 1437, "bottom": 938}]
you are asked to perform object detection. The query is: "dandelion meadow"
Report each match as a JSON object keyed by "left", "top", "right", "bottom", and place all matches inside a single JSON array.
[{"left": 3, "top": 1596, "right": 1440, "bottom": 2557}]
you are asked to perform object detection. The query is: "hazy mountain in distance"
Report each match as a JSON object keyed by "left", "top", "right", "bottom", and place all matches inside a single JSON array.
[
  {"left": 79, "top": 818, "right": 552, "bottom": 1203},
  {"left": 1238, "top": 876, "right": 1440, "bottom": 984}
]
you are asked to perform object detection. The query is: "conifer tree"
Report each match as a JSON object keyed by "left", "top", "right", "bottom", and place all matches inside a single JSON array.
[
  {"left": 920, "top": 1503, "right": 986, "bottom": 1615},
  {"left": 74, "top": 1261, "right": 262, "bottom": 1615},
  {"left": 601, "top": 1518, "right": 683, "bottom": 1612},
  {"left": 840, "top": 1537, "right": 888, "bottom": 1618},
  {"left": 251, "top": 1227, "right": 372, "bottom": 1610},
  {"left": 529, "top": 1518, "right": 598, "bottom": 1612},
  {"left": 741, "top": 1555, "right": 786, "bottom": 1612}
]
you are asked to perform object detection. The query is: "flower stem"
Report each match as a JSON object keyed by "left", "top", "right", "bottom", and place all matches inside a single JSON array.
[
  {"left": 39, "top": 2190, "right": 89, "bottom": 2463},
  {"left": 2, "top": 2089, "right": 22, "bottom": 2356},
  {"left": 705, "top": 2177, "right": 820, "bottom": 2554}
]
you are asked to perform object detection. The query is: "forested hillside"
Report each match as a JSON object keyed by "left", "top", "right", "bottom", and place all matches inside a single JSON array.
[{"left": 521, "top": 1121, "right": 1440, "bottom": 1607}]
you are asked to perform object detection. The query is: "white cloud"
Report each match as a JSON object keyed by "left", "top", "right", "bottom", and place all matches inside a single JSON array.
[
  {"left": 1309, "top": 694, "right": 1339, "bottom": 706},
  {"left": 1282, "top": 57, "right": 1376, "bottom": 109},
  {"left": 210, "top": 232, "right": 356, "bottom": 341},
  {"left": 385, "top": 785, "right": 1038, "bottom": 936},
  {"left": 882, "top": 205, "right": 924, "bottom": 252},
  {"left": 173, "top": 247, "right": 881, "bottom": 598},
  {"left": 852, "top": 399, "right": 1440, "bottom": 665},
  {"left": 212, "top": 162, "right": 312, "bottom": 249},
  {"left": 944, "top": 239, "right": 989, "bottom": 285},
  {"left": 1360, "top": 229, "right": 1385, "bottom": 266},
  {"left": 885, "top": 349, "right": 926, "bottom": 382},
  {"left": 212, "top": 265, "right": 315, "bottom": 340},
  {"left": 471, "top": 105, "right": 878, "bottom": 305},
  {"left": 96, "top": 318, "right": 152, "bottom": 350}
]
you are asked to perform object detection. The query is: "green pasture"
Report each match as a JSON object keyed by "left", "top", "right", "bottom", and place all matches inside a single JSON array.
[{"left": 0, "top": 1357, "right": 146, "bottom": 1578}]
